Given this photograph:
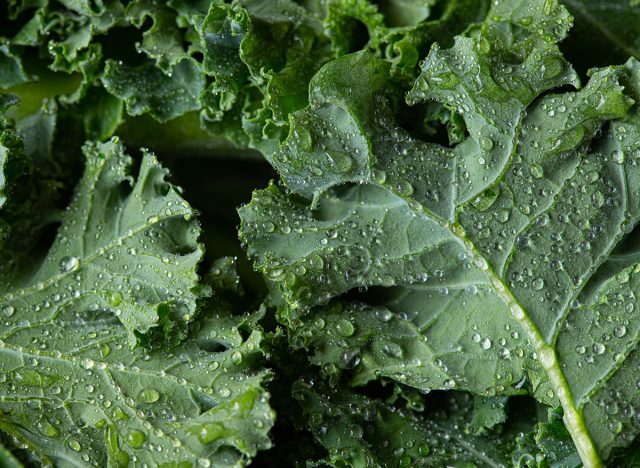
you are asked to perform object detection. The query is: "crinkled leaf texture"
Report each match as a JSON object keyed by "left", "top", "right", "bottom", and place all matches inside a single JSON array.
[
  {"left": 0, "top": 137, "right": 203, "bottom": 345},
  {"left": 0, "top": 285, "right": 273, "bottom": 466},
  {"left": 0, "top": 135, "right": 273, "bottom": 465},
  {"left": 0, "top": 0, "right": 492, "bottom": 157},
  {"left": 240, "top": 0, "right": 640, "bottom": 465},
  {"left": 292, "top": 379, "right": 522, "bottom": 467}
]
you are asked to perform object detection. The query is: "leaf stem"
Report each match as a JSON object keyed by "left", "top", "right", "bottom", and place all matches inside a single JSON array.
[
  {"left": 394, "top": 191, "right": 603, "bottom": 467},
  {"left": 451, "top": 223, "right": 603, "bottom": 468}
]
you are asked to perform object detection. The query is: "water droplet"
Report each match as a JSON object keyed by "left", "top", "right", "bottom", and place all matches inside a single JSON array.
[
  {"left": 37, "top": 419, "right": 60, "bottom": 437},
  {"left": 59, "top": 256, "right": 79, "bottom": 273},
  {"left": 68, "top": 439, "right": 81, "bottom": 451},
  {"left": 336, "top": 319, "right": 355, "bottom": 337},
  {"left": 382, "top": 342, "right": 403, "bottom": 358},
  {"left": 198, "top": 423, "right": 224, "bottom": 444},
  {"left": 126, "top": 430, "right": 146, "bottom": 449},
  {"left": 532, "top": 278, "right": 544, "bottom": 290},
  {"left": 593, "top": 343, "right": 606, "bottom": 355},
  {"left": 374, "top": 309, "right": 393, "bottom": 322},
  {"left": 1, "top": 305, "right": 15, "bottom": 317},
  {"left": 139, "top": 389, "right": 160, "bottom": 403},
  {"left": 479, "top": 136, "right": 494, "bottom": 151}
]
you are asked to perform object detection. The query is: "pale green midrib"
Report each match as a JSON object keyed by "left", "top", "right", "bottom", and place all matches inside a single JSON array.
[
  {"left": 563, "top": 0, "right": 640, "bottom": 59},
  {"left": 379, "top": 181, "right": 603, "bottom": 468}
]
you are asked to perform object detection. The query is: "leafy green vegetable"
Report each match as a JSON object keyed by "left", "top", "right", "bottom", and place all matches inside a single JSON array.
[
  {"left": 0, "top": 273, "right": 273, "bottom": 466},
  {"left": 0, "top": 138, "right": 273, "bottom": 466},
  {"left": 5, "top": 0, "right": 640, "bottom": 466},
  {"left": 240, "top": 0, "right": 640, "bottom": 465},
  {"left": 0, "top": 138, "right": 203, "bottom": 345},
  {"left": 292, "top": 379, "right": 527, "bottom": 466}
]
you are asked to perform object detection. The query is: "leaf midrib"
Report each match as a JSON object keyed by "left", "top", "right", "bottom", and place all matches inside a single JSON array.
[{"left": 374, "top": 177, "right": 603, "bottom": 467}]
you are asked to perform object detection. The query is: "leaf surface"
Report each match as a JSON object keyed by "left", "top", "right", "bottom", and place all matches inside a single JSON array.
[
  {"left": 0, "top": 138, "right": 203, "bottom": 344},
  {"left": 292, "top": 379, "right": 522, "bottom": 467},
  {"left": 240, "top": 1, "right": 640, "bottom": 464},
  {"left": 0, "top": 289, "right": 273, "bottom": 467}
]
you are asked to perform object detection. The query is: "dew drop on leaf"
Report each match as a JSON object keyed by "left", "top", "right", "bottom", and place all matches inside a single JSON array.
[
  {"left": 126, "top": 430, "right": 147, "bottom": 449},
  {"left": 140, "top": 389, "right": 160, "bottom": 403},
  {"left": 198, "top": 423, "right": 224, "bottom": 445},
  {"left": 58, "top": 255, "right": 79, "bottom": 273}
]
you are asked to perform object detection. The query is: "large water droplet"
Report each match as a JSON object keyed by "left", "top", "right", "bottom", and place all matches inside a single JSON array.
[
  {"left": 139, "top": 389, "right": 160, "bottom": 403},
  {"left": 1, "top": 305, "right": 15, "bottom": 317},
  {"left": 198, "top": 423, "right": 224, "bottom": 445},
  {"left": 126, "top": 430, "right": 146, "bottom": 449},
  {"left": 59, "top": 255, "right": 79, "bottom": 273}
]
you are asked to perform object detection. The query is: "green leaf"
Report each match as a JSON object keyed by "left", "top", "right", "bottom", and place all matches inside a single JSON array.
[
  {"left": 390, "top": 0, "right": 490, "bottom": 71},
  {"left": 0, "top": 111, "right": 57, "bottom": 263},
  {"left": 0, "top": 137, "right": 203, "bottom": 344},
  {"left": 126, "top": 0, "right": 187, "bottom": 71},
  {"left": 240, "top": 1, "right": 640, "bottom": 464},
  {"left": 78, "top": 86, "right": 124, "bottom": 141},
  {"left": 471, "top": 396, "right": 509, "bottom": 434},
  {"left": 323, "top": 0, "right": 385, "bottom": 56},
  {"left": 288, "top": 285, "right": 542, "bottom": 398},
  {"left": 0, "top": 123, "right": 20, "bottom": 210},
  {"left": 0, "top": 45, "right": 28, "bottom": 89},
  {"left": 102, "top": 58, "right": 205, "bottom": 123},
  {"left": 514, "top": 408, "right": 581, "bottom": 467},
  {"left": 292, "top": 379, "right": 522, "bottom": 467},
  {"left": 0, "top": 296, "right": 273, "bottom": 466},
  {"left": 0, "top": 439, "right": 22, "bottom": 468},
  {"left": 199, "top": 2, "right": 251, "bottom": 114}
]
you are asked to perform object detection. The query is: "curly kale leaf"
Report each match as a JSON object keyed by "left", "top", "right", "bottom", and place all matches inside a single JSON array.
[
  {"left": 240, "top": 0, "right": 640, "bottom": 465},
  {"left": 0, "top": 137, "right": 203, "bottom": 345},
  {"left": 0, "top": 283, "right": 273, "bottom": 466},
  {"left": 292, "top": 379, "right": 528, "bottom": 467},
  {"left": 0, "top": 0, "right": 490, "bottom": 157}
]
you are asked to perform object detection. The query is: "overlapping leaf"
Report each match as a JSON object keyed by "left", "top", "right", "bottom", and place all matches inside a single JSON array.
[
  {"left": 0, "top": 138, "right": 203, "bottom": 344},
  {"left": 240, "top": 0, "right": 640, "bottom": 464},
  {"left": 292, "top": 379, "right": 526, "bottom": 467},
  {"left": 0, "top": 0, "right": 490, "bottom": 157},
  {"left": 0, "top": 130, "right": 273, "bottom": 465},
  {"left": 0, "top": 275, "right": 273, "bottom": 467}
]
